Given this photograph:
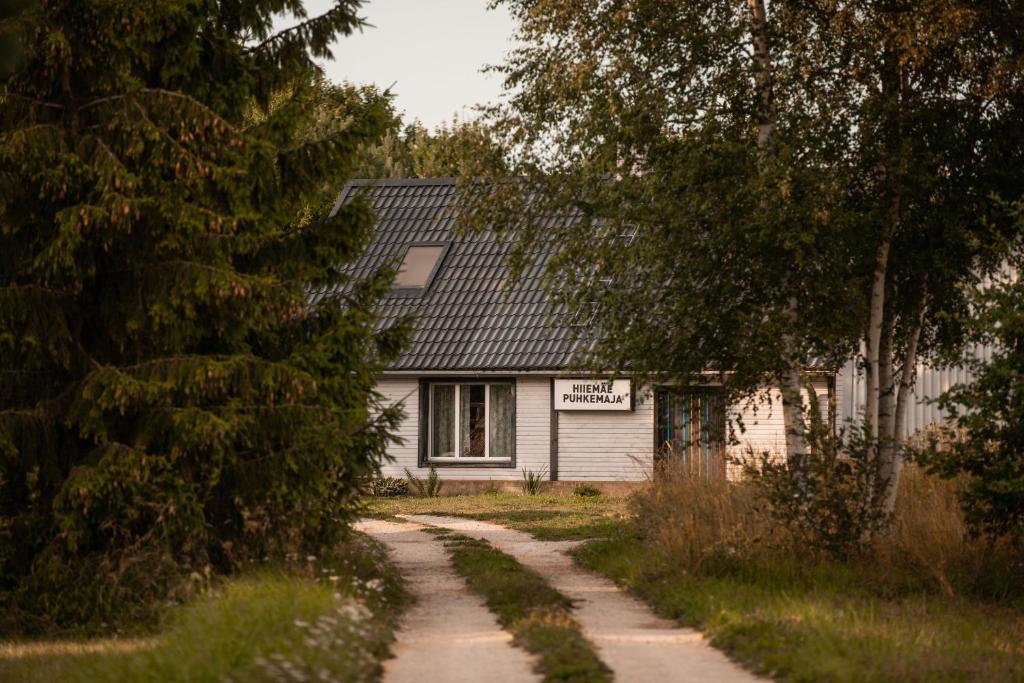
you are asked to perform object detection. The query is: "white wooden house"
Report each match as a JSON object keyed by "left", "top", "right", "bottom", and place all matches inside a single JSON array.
[{"left": 335, "top": 178, "right": 954, "bottom": 487}]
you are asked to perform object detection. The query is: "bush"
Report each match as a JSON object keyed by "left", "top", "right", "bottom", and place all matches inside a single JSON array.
[
  {"left": 2, "top": 533, "right": 407, "bottom": 682},
  {"left": 743, "top": 422, "right": 891, "bottom": 558},
  {"left": 921, "top": 258, "right": 1024, "bottom": 543},
  {"left": 572, "top": 484, "right": 602, "bottom": 498},
  {"left": 521, "top": 467, "right": 547, "bottom": 496},
  {"left": 405, "top": 467, "right": 443, "bottom": 497},
  {"left": 368, "top": 477, "right": 408, "bottom": 498}
]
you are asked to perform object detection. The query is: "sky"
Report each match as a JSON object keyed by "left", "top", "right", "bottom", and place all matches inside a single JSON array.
[{"left": 300, "top": 0, "right": 517, "bottom": 130}]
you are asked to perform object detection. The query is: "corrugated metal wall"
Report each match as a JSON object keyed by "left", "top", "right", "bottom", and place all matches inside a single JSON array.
[
  {"left": 836, "top": 265, "right": 1014, "bottom": 439},
  {"left": 835, "top": 342, "right": 995, "bottom": 439}
]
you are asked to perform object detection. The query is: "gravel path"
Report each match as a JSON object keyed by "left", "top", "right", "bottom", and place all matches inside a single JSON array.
[
  {"left": 403, "top": 514, "right": 764, "bottom": 683},
  {"left": 354, "top": 519, "right": 540, "bottom": 683}
]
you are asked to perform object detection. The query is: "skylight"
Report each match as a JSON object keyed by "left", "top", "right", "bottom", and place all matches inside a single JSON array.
[{"left": 394, "top": 244, "right": 446, "bottom": 289}]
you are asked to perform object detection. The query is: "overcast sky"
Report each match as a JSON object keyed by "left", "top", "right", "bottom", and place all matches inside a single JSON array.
[{"left": 300, "top": 0, "right": 516, "bottom": 129}]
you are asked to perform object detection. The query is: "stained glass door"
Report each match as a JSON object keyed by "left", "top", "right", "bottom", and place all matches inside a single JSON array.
[{"left": 656, "top": 389, "right": 727, "bottom": 481}]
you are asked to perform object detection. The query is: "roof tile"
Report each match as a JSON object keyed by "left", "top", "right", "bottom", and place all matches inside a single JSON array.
[{"left": 334, "top": 179, "right": 578, "bottom": 371}]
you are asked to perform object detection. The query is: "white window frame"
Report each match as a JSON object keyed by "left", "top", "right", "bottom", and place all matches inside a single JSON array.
[{"left": 427, "top": 382, "right": 512, "bottom": 463}]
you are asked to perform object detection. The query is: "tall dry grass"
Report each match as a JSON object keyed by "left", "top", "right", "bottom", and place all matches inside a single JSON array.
[
  {"left": 632, "top": 461, "right": 1020, "bottom": 597},
  {"left": 631, "top": 464, "right": 788, "bottom": 572},
  {"left": 877, "top": 467, "right": 971, "bottom": 595}
]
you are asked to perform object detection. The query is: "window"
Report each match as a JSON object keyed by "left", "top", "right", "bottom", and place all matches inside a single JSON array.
[
  {"left": 394, "top": 244, "right": 446, "bottom": 289},
  {"left": 426, "top": 382, "right": 515, "bottom": 462}
]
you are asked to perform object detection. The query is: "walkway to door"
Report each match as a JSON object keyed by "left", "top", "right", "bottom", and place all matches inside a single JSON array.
[
  {"left": 354, "top": 519, "right": 540, "bottom": 683},
  {"left": 361, "top": 514, "right": 763, "bottom": 683}
]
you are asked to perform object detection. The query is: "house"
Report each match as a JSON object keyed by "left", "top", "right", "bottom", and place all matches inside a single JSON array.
[{"left": 333, "top": 178, "right": 949, "bottom": 490}]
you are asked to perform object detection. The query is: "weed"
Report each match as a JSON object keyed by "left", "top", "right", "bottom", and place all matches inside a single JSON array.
[
  {"left": 368, "top": 476, "right": 408, "bottom": 497},
  {"left": 366, "top": 492, "right": 628, "bottom": 541},
  {"left": 521, "top": 467, "right": 547, "bottom": 496},
  {"left": 572, "top": 484, "right": 601, "bottom": 498},
  {"left": 442, "top": 533, "right": 610, "bottom": 682},
  {"left": 404, "top": 467, "right": 443, "bottom": 497}
]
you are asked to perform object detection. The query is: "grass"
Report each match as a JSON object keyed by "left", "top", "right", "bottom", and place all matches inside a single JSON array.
[
  {"left": 364, "top": 492, "right": 629, "bottom": 540},
  {"left": 577, "top": 536, "right": 1024, "bottom": 682},
  {"left": 373, "top": 475, "right": 1024, "bottom": 681},
  {"left": 0, "top": 533, "right": 407, "bottom": 683},
  {"left": 436, "top": 530, "right": 611, "bottom": 683},
  {"left": 574, "top": 467, "right": 1024, "bottom": 682}
]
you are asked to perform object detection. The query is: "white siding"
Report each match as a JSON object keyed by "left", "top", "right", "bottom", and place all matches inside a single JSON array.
[
  {"left": 375, "top": 377, "right": 420, "bottom": 477},
  {"left": 726, "top": 380, "right": 830, "bottom": 476},
  {"left": 556, "top": 388, "right": 655, "bottom": 481},
  {"left": 510, "top": 376, "right": 552, "bottom": 479},
  {"left": 378, "top": 376, "right": 832, "bottom": 482},
  {"left": 376, "top": 376, "right": 550, "bottom": 480}
]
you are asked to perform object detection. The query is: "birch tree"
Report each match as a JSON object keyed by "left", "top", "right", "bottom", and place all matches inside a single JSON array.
[
  {"left": 469, "top": 0, "right": 1024, "bottom": 510},
  {"left": 833, "top": 0, "right": 1024, "bottom": 511},
  {"left": 464, "top": 0, "right": 866, "bottom": 473}
]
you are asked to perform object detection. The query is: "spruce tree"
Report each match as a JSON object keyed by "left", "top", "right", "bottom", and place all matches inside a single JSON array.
[{"left": 0, "top": 0, "right": 405, "bottom": 630}]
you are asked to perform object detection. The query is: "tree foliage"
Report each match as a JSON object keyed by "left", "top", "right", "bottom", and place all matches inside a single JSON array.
[
  {"left": 925, "top": 215, "right": 1024, "bottom": 542},
  {"left": 471, "top": 0, "right": 1024, "bottom": 510},
  {"left": 0, "top": 0, "right": 406, "bottom": 631},
  {"left": 303, "top": 78, "right": 506, "bottom": 179}
]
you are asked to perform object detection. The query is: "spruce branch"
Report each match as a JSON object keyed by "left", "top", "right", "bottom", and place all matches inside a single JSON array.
[{"left": 245, "top": 3, "right": 364, "bottom": 58}]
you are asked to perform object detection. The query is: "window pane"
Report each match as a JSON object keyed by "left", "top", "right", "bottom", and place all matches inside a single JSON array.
[
  {"left": 431, "top": 385, "right": 455, "bottom": 458},
  {"left": 488, "top": 384, "right": 515, "bottom": 459},
  {"left": 460, "top": 384, "right": 486, "bottom": 457},
  {"left": 394, "top": 245, "right": 445, "bottom": 288}
]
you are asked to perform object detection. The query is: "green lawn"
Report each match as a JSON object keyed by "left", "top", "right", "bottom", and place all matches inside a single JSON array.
[
  {"left": 0, "top": 534, "right": 406, "bottom": 683},
  {"left": 364, "top": 492, "right": 630, "bottom": 540},
  {"left": 576, "top": 535, "right": 1024, "bottom": 682}
]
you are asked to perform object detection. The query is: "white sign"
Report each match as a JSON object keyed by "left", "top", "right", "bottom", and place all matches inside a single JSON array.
[{"left": 554, "top": 379, "right": 632, "bottom": 411}]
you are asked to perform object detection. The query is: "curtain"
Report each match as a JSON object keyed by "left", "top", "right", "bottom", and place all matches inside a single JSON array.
[
  {"left": 431, "top": 384, "right": 455, "bottom": 457},
  {"left": 488, "top": 384, "right": 515, "bottom": 458}
]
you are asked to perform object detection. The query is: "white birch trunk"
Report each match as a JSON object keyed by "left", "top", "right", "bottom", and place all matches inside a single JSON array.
[
  {"left": 746, "top": 0, "right": 809, "bottom": 469},
  {"left": 864, "top": 235, "right": 891, "bottom": 441},
  {"left": 877, "top": 302, "right": 896, "bottom": 449},
  {"left": 882, "top": 296, "right": 925, "bottom": 513}
]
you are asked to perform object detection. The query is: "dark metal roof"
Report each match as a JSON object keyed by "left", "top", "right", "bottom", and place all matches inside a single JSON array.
[{"left": 332, "top": 179, "right": 577, "bottom": 372}]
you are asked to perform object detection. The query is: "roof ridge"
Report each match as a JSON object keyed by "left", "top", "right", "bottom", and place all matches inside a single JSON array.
[{"left": 346, "top": 177, "right": 457, "bottom": 187}]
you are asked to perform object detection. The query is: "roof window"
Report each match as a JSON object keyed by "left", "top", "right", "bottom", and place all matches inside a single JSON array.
[{"left": 394, "top": 243, "right": 447, "bottom": 290}]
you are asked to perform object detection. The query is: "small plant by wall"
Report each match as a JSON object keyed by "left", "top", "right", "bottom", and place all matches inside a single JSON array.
[
  {"left": 405, "top": 467, "right": 443, "bottom": 497},
  {"left": 368, "top": 477, "right": 408, "bottom": 497},
  {"left": 520, "top": 467, "right": 547, "bottom": 496}
]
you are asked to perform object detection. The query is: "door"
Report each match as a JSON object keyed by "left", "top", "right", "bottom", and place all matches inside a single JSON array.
[{"left": 656, "top": 388, "right": 727, "bottom": 480}]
